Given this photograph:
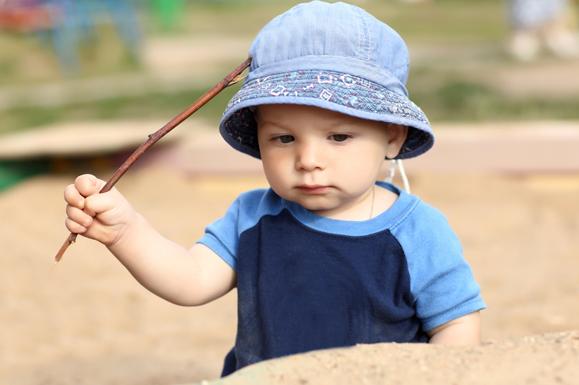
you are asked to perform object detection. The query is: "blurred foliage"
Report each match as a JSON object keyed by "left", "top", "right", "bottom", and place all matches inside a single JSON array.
[
  {"left": 178, "top": 0, "right": 506, "bottom": 42},
  {"left": 0, "top": 24, "right": 140, "bottom": 86},
  {"left": 0, "top": 85, "right": 240, "bottom": 135},
  {"left": 413, "top": 80, "right": 579, "bottom": 121}
]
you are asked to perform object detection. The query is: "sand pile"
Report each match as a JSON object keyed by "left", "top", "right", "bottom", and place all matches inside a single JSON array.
[{"left": 202, "top": 331, "right": 579, "bottom": 385}]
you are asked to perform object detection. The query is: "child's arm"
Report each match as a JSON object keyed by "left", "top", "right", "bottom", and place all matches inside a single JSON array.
[
  {"left": 427, "top": 311, "right": 481, "bottom": 345},
  {"left": 64, "top": 174, "right": 236, "bottom": 306}
]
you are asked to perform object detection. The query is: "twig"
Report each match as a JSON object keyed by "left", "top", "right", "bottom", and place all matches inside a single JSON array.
[{"left": 54, "top": 57, "right": 252, "bottom": 262}]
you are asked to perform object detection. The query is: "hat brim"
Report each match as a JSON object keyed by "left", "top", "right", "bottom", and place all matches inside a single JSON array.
[{"left": 220, "top": 69, "right": 434, "bottom": 159}]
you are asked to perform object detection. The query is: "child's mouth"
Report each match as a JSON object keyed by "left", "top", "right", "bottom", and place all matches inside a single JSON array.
[{"left": 296, "top": 185, "right": 330, "bottom": 194}]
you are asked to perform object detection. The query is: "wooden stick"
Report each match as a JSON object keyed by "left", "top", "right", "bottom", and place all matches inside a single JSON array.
[{"left": 54, "top": 57, "right": 252, "bottom": 262}]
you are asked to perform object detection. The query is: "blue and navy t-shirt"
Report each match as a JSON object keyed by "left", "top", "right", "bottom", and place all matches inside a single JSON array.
[{"left": 198, "top": 181, "right": 485, "bottom": 375}]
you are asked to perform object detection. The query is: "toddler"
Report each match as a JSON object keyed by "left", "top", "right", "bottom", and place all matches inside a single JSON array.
[{"left": 64, "top": 1, "right": 486, "bottom": 377}]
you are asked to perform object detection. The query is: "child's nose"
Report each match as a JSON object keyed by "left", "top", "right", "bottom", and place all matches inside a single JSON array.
[{"left": 295, "top": 141, "right": 324, "bottom": 171}]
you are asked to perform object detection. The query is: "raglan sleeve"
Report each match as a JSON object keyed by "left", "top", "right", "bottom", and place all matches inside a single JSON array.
[
  {"left": 196, "top": 196, "right": 242, "bottom": 270},
  {"left": 392, "top": 202, "right": 486, "bottom": 332}
]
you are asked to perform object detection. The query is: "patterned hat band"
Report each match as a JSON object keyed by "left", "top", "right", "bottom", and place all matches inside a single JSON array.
[{"left": 220, "top": 69, "right": 434, "bottom": 160}]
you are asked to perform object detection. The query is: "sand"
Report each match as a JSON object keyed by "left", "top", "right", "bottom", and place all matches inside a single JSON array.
[
  {"left": 1, "top": 167, "right": 578, "bottom": 385},
  {"left": 204, "top": 331, "right": 579, "bottom": 385}
]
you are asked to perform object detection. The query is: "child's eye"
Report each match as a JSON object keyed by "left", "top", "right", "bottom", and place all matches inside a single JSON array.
[
  {"left": 275, "top": 135, "right": 295, "bottom": 143},
  {"left": 330, "top": 134, "right": 351, "bottom": 142}
]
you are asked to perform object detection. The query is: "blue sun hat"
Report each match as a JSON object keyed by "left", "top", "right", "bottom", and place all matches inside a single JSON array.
[{"left": 219, "top": 0, "right": 434, "bottom": 159}]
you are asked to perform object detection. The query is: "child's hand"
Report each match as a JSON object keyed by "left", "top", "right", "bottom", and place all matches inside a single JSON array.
[
  {"left": 64, "top": 174, "right": 137, "bottom": 247},
  {"left": 64, "top": 175, "right": 236, "bottom": 306}
]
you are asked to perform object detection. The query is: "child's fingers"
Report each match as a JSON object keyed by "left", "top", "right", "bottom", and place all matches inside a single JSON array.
[
  {"left": 64, "top": 183, "right": 84, "bottom": 209},
  {"left": 65, "top": 217, "right": 87, "bottom": 234},
  {"left": 75, "top": 174, "right": 106, "bottom": 198},
  {"left": 83, "top": 189, "right": 122, "bottom": 217},
  {"left": 66, "top": 205, "right": 94, "bottom": 228}
]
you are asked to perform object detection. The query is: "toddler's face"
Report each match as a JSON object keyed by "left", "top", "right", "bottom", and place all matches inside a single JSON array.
[{"left": 256, "top": 104, "right": 407, "bottom": 219}]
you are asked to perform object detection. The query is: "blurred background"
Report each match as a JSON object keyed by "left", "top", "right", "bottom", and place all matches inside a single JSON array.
[
  {"left": 0, "top": 1, "right": 578, "bottom": 385},
  {"left": 1, "top": 0, "right": 578, "bottom": 185}
]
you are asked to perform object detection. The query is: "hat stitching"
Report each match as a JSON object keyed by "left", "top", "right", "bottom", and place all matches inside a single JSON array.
[{"left": 226, "top": 70, "right": 429, "bottom": 125}]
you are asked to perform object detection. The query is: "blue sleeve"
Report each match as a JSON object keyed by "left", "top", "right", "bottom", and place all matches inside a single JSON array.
[
  {"left": 196, "top": 196, "right": 241, "bottom": 270},
  {"left": 196, "top": 188, "right": 283, "bottom": 271},
  {"left": 391, "top": 201, "right": 486, "bottom": 332}
]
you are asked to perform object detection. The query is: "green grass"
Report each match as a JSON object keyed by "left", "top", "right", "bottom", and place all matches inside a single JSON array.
[
  {"left": 178, "top": 0, "right": 506, "bottom": 43},
  {"left": 412, "top": 79, "right": 579, "bottom": 121},
  {"left": 0, "top": 84, "right": 241, "bottom": 135}
]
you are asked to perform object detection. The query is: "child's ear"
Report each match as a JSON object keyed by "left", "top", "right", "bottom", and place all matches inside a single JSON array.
[{"left": 385, "top": 124, "right": 408, "bottom": 160}]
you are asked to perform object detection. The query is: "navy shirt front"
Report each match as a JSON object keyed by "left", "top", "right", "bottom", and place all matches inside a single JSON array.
[{"left": 198, "top": 182, "right": 485, "bottom": 375}]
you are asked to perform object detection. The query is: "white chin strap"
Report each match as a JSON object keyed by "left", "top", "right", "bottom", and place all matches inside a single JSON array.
[{"left": 385, "top": 159, "right": 411, "bottom": 194}]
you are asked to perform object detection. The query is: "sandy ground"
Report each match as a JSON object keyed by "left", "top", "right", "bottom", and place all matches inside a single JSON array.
[
  {"left": 208, "top": 331, "right": 579, "bottom": 385},
  {"left": 1, "top": 164, "right": 578, "bottom": 385}
]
